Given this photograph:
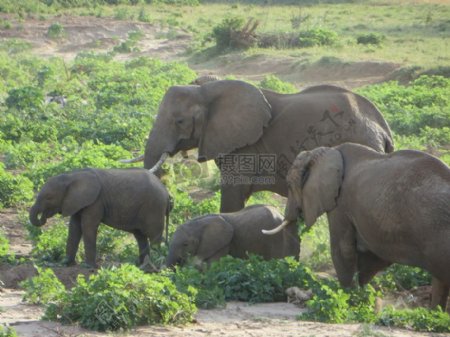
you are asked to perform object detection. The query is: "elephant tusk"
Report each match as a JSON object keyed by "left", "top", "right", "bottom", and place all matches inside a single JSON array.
[
  {"left": 149, "top": 152, "right": 169, "bottom": 173},
  {"left": 262, "top": 220, "right": 290, "bottom": 235},
  {"left": 120, "top": 154, "right": 144, "bottom": 163}
]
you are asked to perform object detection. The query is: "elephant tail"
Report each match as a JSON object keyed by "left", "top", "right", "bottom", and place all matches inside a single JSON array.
[{"left": 165, "top": 195, "right": 174, "bottom": 245}]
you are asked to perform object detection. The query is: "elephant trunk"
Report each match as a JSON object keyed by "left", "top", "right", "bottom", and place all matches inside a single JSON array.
[
  {"left": 165, "top": 252, "right": 179, "bottom": 269},
  {"left": 144, "top": 124, "right": 177, "bottom": 170},
  {"left": 29, "top": 204, "right": 47, "bottom": 227}
]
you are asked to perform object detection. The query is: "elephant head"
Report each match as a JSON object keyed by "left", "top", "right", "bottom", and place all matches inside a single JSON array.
[
  {"left": 263, "top": 147, "right": 344, "bottom": 235},
  {"left": 144, "top": 80, "right": 272, "bottom": 171},
  {"left": 29, "top": 170, "right": 101, "bottom": 227},
  {"left": 165, "top": 215, "right": 234, "bottom": 267}
]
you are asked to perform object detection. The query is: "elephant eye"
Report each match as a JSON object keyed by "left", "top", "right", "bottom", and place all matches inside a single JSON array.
[{"left": 175, "top": 118, "right": 184, "bottom": 125}]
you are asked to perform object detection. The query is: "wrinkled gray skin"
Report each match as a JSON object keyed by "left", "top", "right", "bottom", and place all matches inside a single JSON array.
[
  {"left": 166, "top": 205, "right": 299, "bottom": 267},
  {"left": 29, "top": 168, "right": 171, "bottom": 268},
  {"left": 143, "top": 80, "right": 393, "bottom": 213},
  {"left": 277, "top": 143, "right": 450, "bottom": 310}
]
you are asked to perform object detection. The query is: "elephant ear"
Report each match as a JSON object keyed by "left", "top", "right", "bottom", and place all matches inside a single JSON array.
[
  {"left": 196, "top": 215, "right": 234, "bottom": 261},
  {"left": 61, "top": 170, "right": 101, "bottom": 216},
  {"left": 298, "top": 147, "right": 344, "bottom": 227},
  {"left": 198, "top": 80, "right": 272, "bottom": 161}
]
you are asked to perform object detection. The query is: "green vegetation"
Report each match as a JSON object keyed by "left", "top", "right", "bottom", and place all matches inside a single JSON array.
[
  {"left": 47, "top": 22, "right": 66, "bottom": 39},
  {"left": 0, "top": 229, "right": 9, "bottom": 259},
  {"left": 0, "top": 0, "right": 449, "bottom": 333},
  {"left": 44, "top": 264, "right": 196, "bottom": 331},
  {"left": 357, "top": 75, "right": 450, "bottom": 153},
  {"left": 20, "top": 266, "right": 65, "bottom": 304},
  {"left": 0, "top": 326, "right": 17, "bottom": 337},
  {"left": 378, "top": 307, "right": 450, "bottom": 333},
  {"left": 357, "top": 33, "right": 385, "bottom": 46}
]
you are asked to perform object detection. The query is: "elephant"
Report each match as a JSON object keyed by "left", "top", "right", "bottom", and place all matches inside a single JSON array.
[
  {"left": 29, "top": 168, "right": 172, "bottom": 268},
  {"left": 263, "top": 143, "right": 450, "bottom": 309},
  {"left": 165, "top": 204, "right": 299, "bottom": 267},
  {"left": 127, "top": 79, "right": 393, "bottom": 212}
]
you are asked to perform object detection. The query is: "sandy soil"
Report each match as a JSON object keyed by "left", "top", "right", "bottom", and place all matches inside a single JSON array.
[{"left": 0, "top": 14, "right": 449, "bottom": 337}]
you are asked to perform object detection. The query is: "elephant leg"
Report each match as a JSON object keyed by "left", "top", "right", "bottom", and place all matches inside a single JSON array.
[
  {"left": 431, "top": 277, "right": 449, "bottom": 311},
  {"left": 65, "top": 214, "right": 82, "bottom": 265},
  {"left": 357, "top": 251, "right": 391, "bottom": 286},
  {"left": 134, "top": 230, "right": 150, "bottom": 265},
  {"left": 328, "top": 212, "right": 358, "bottom": 288},
  {"left": 219, "top": 181, "right": 247, "bottom": 213},
  {"left": 80, "top": 206, "right": 102, "bottom": 268}
]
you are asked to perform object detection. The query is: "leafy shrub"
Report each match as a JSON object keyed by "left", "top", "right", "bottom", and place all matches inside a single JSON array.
[
  {"left": 357, "top": 33, "right": 385, "bottom": 45},
  {"left": 257, "top": 31, "right": 301, "bottom": 49},
  {"left": 0, "top": 163, "right": 34, "bottom": 208},
  {"left": 258, "top": 28, "right": 338, "bottom": 49},
  {"left": 301, "top": 284, "right": 350, "bottom": 323},
  {"left": 357, "top": 75, "right": 450, "bottom": 147},
  {"left": 259, "top": 75, "right": 297, "bottom": 94},
  {"left": 0, "top": 326, "right": 17, "bottom": 337},
  {"left": 0, "top": 229, "right": 9, "bottom": 259},
  {"left": 298, "top": 28, "right": 338, "bottom": 47},
  {"left": 47, "top": 23, "right": 66, "bottom": 39},
  {"left": 173, "top": 256, "right": 315, "bottom": 305},
  {"left": 372, "top": 264, "right": 431, "bottom": 292},
  {"left": 5, "top": 86, "right": 44, "bottom": 112},
  {"left": 31, "top": 219, "right": 68, "bottom": 263},
  {"left": 45, "top": 265, "right": 196, "bottom": 331},
  {"left": 378, "top": 306, "right": 450, "bottom": 332},
  {"left": 20, "top": 266, "right": 65, "bottom": 304},
  {"left": 211, "top": 16, "right": 258, "bottom": 51}
]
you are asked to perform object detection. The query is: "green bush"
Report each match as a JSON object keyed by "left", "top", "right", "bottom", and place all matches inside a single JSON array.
[
  {"left": 20, "top": 266, "right": 65, "bottom": 304},
  {"left": 372, "top": 264, "right": 431, "bottom": 292},
  {"left": 47, "top": 23, "right": 66, "bottom": 39},
  {"left": 259, "top": 75, "right": 297, "bottom": 94},
  {"left": 5, "top": 86, "right": 44, "bottom": 112},
  {"left": 45, "top": 265, "right": 196, "bottom": 331},
  {"left": 378, "top": 306, "right": 450, "bottom": 333},
  {"left": 0, "top": 229, "right": 9, "bottom": 259},
  {"left": 0, "top": 326, "right": 17, "bottom": 337},
  {"left": 171, "top": 256, "right": 315, "bottom": 307},
  {"left": 298, "top": 28, "right": 338, "bottom": 47},
  {"left": 357, "top": 75, "right": 450, "bottom": 147},
  {"left": 212, "top": 16, "right": 245, "bottom": 51},
  {"left": 31, "top": 220, "right": 68, "bottom": 263},
  {"left": 357, "top": 33, "right": 385, "bottom": 45},
  {"left": 0, "top": 163, "right": 34, "bottom": 208}
]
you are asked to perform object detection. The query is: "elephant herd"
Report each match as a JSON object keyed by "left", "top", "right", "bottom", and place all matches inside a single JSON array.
[{"left": 29, "top": 78, "right": 449, "bottom": 310}]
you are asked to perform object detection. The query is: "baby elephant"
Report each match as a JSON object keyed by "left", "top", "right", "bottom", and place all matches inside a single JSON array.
[
  {"left": 29, "top": 168, "right": 172, "bottom": 268},
  {"left": 265, "top": 143, "right": 450, "bottom": 309},
  {"left": 166, "top": 204, "right": 299, "bottom": 267}
]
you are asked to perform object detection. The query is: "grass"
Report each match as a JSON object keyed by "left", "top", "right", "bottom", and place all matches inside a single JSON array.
[{"left": 50, "top": 1, "right": 450, "bottom": 71}]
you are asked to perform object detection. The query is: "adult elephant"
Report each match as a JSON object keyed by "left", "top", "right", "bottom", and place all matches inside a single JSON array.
[
  {"left": 129, "top": 80, "right": 393, "bottom": 212},
  {"left": 263, "top": 143, "right": 450, "bottom": 309}
]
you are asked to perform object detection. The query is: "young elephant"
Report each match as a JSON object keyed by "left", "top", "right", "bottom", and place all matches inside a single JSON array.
[
  {"left": 29, "top": 168, "right": 172, "bottom": 268},
  {"left": 166, "top": 204, "right": 299, "bottom": 267},
  {"left": 264, "top": 143, "right": 450, "bottom": 309}
]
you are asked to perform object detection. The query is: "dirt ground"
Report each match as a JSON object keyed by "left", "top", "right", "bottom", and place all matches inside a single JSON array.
[{"left": 0, "top": 14, "right": 449, "bottom": 337}]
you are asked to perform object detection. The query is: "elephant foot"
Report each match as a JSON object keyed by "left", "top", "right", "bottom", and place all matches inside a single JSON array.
[
  {"left": 81, "top": 261, "right": 98, "bottom": 269},
  {"left": 62, "top": 257, "right": 76, "bottom": 267}
]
